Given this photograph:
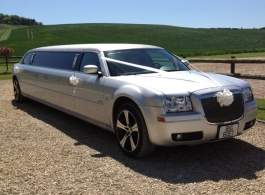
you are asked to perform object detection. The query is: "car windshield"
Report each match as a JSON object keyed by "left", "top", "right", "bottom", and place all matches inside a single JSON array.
[{"left": 104, "top": 49, "right": 189, "bottom": 76}]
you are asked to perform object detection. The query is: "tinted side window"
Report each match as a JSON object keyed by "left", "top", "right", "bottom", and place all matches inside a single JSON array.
[
  {"left": 32, "top": 52, "right": 80, "bottom": 70},
  {"left": 22, "top": 52, "right": 33, "bottom": 64},
  {"left": 79, "top": 52, "right": 101, "bottom": 72}
]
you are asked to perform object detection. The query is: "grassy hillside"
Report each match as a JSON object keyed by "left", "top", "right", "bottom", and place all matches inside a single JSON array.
[
  {"left": 1, "top": 23, "right": 265, "bottom": 56},
  {"left": 0, "top": 24, "right": 25, "bottom": 41},
  {"left": 0, "top": 24, "right": 15, "bottom": 41}
]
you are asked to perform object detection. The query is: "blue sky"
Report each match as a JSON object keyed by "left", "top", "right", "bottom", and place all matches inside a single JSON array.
[{"left": 1, "top": 0, "right": 265, "bottom": 28}]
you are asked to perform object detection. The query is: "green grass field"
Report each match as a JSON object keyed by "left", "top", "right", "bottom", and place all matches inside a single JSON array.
[
  {"left": 0, "top": 24, "right": 24, "bottom": 41},
  {"left": 256, "top": 99, "right": 265, "bottom": 121},
  {"left": 0, "top": 24, "right": 13, "bottom": 41},
  {"left": 0, "top": 72, "right": 12, "bottom": 80},
  {"left": 0, "top": 23, "right": 265, "bottom": 56},
  {"left": 0, "top": 63, "right": 13, "bottom": 80},
  {"left": 191, "top": 52, "right": 265, "bottom": 59}
]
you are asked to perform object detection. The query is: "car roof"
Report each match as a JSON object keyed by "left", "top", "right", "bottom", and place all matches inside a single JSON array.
[{"left": 30, "top": 44, "right": 162, "bottom": 52}]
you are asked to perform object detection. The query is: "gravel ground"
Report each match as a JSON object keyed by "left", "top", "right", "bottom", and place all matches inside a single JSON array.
[{"left": 0, "top": 79, "right": 265, "bottom": 195}]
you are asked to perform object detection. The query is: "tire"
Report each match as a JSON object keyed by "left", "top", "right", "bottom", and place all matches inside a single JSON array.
[
  {"left": 114, "top": 102, "right": 155, "bottom": 158},
  {"left": 13, "top": 78, "right": 25, "bottom": 103}
]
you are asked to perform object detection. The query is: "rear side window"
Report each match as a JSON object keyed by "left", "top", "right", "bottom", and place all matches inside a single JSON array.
[
  {"left": 32, "top": 52, "right": 80, "bottom": 70},
  {"left": 22, "top": 52, "right": 33, "bottom": 64}
]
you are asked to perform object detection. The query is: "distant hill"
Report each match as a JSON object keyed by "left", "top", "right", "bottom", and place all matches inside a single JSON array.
[{"left": 0, "top": 23, "right": 265, "bottom": 56}]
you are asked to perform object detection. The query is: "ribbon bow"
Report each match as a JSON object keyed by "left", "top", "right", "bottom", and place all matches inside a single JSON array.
[{"left": 215, "top": 88, "right": 234, "bottom": 107}]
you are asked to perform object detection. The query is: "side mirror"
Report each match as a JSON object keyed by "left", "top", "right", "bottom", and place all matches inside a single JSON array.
[
  {"left": 181, "top": 59, "right": 190, "bottom": 66},
  {"left": 83, "top": 65, "right": 98, "bottom": 74}
]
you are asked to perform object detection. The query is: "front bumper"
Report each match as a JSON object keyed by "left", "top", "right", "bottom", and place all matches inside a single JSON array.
[{"left": 141, "top": 99, "right": 257, "bottom": 146}]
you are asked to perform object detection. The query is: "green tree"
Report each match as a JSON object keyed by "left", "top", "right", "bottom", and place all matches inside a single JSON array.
[
  {"left": 10, "top": 15, "right": 20, "bottom": 25},
  {"left": 0, "top": 13, "right": 4, "bottom": 23},
  {"left": 3, "top": 16, "right": 10, "bottom": 24},
  {"left": 0, "top": 13, "right": 42, "bottom": 25}
]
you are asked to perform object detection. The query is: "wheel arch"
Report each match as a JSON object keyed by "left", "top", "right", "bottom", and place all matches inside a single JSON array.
[
  {"left": 12, "top": 74, "right": 26, "bottom": 103},
  {"left": 13, "top": 75, "right": 17, "bottom": 81},
  {"left": 12, "top": 75, "right": 23, "bottom": 94},
  {"left": 109, "top": 84, "right": 163, "bottom": 127},
  {"left": 112, "top": 96, "right": 138, "bottom": 128}
]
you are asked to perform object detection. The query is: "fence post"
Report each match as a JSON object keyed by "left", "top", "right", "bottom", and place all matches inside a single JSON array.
[
  {"left": 5, "top": 57, "right": 8, "bottom": 72},
  {"left": 231, "top": 56, "right": 235, "bottom": 74}
]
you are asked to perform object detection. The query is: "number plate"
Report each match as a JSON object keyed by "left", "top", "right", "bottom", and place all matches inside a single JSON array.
[{"left": 218, "top": 124, "right": 238, "bottom": 139}]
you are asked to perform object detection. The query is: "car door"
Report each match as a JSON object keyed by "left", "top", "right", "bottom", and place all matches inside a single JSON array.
[
  {"left": 25, "top": 51, "right": 79, "bottom": 112},
  {"left": 73, "top": 51, "right": 105, "bottom": 124},
  {"left": 16, "top": 52, "right": 35, "bottom": 94}
]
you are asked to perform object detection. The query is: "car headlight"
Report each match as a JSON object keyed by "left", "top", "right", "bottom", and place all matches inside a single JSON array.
[
  {"left": 163, "top": 96, "right": 192, "bottom": 113},
  {"left": 242, "top": 87, "right": 253, "bottom": 102}
]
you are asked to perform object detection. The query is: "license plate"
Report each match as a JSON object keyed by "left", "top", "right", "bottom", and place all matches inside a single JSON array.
[{"left": 218, "top": 124, "right": 238, "bottom": 139}]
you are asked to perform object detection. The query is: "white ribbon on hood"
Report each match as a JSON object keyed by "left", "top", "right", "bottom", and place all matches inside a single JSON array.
[
  {"left": 102, "top": 57, "right": 164, "bottom": 73},
  {"left": 103, "top": 56, "right": 234, "bottom": 107},
  {"left": 188, "top": 63, "right": 234, "bottom": 106}
]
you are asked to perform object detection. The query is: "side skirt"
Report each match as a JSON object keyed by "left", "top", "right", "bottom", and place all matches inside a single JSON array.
[{"left": 23, "top": 93, "right": 115, "bottom": 133}]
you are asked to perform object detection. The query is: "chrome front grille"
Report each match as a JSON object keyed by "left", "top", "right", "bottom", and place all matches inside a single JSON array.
[{"left": 201, "top": 92, "right": 244, "bottom": 123}]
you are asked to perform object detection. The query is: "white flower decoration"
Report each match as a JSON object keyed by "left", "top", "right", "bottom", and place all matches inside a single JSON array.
[
  {"left": 69, "top": 75, "right": 79, "bottom": 86},
  {"left": 215, "top": 88, "right": 234, "bottom": 107}
]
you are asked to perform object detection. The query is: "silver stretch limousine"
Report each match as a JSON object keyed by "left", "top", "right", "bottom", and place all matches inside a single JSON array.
[{"left": 13, "top": 44, "right": 257, "bottom": 158}]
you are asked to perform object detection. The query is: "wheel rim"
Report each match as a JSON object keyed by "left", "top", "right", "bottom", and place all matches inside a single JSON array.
[
  {"left": 116, "top": 110, "right": 139, "bottom": 152},
  {"left": 13, "top": 80, "right": 19, "bottom": 100}
]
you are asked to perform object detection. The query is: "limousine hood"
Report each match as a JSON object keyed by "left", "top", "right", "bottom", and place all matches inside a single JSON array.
[{"left": 114, "top": 70, "right": 247, "bottom": 96}]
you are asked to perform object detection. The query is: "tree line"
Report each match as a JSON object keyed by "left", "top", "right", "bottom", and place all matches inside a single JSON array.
[{"left": 0, "top": 13, "right": 42, "bottom": 25}]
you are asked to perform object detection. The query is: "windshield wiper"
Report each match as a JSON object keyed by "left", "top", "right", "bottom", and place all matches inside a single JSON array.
[
  {"left": 114, "top": 72, "right": 136, "bottom": 76},
  {"left": 118, "top": 71, "right": 156, "bottom": 76},
  {"left": 135, "top": 71, "right": 156, "bottom": 75},
  {"left": 165, "top": 70, "right": 178, "bottom": 72}
]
